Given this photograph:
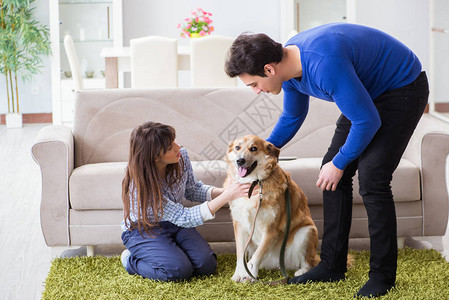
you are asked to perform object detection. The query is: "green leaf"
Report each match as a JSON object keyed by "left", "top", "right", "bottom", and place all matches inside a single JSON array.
[{"left": 0, "top": 0, "right": 51, "bottom": 106}]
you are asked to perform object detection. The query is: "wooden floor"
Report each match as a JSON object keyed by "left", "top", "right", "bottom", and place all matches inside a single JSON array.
[
  {"left": 0, "top": 124, "right": 447, "bottom": 300},
  {"left": 0, "top": 124, "right": 124, "bottom": 300},
  {"left": 0, "top": 124, "right": 49, "bottom": 300}
]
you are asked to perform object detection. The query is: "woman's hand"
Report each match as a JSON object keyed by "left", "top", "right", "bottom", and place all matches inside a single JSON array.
[
  {"left": 316, "top": 161, "right": 343, "bottom": 191},
  {"left": 211, "top": 187, "right": 224, "bottom": 199},
  {"left": 207, "top": 181, "right": 252, "bottom": 215},
  {"left": 221, "top": 181, "right": 252, "bottom": 200}
]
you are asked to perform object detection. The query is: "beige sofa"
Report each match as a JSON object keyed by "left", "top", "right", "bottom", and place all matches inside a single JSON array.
[{"left": 32, "top": 88, "right": 449, "bottom": 255}]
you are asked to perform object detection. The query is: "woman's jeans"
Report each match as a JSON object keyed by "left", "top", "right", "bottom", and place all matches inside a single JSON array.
[
  {"left": 121, "top": 221, "right": 217, "bottom": 281},
  {"left": 320, "top": 72, "right": 429, "bottom": 285}
]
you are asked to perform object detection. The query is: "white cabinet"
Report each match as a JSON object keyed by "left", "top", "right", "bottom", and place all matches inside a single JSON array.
[
  {"left": 60, "top": 78, "right": 105, "bottom": 127},
  {"left": 50, "top": 0, "right": 122, "bottom": 126},
  {"left": 293, "top": 0, "right": 346, "bottom": 32},
  {"left": 280, "top": 0, "right": 346, "bottom": 43}
]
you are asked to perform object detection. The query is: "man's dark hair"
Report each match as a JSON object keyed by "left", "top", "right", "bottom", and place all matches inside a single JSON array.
[{"left": 225, "top": 32, "right": 283, "bottom": 78}]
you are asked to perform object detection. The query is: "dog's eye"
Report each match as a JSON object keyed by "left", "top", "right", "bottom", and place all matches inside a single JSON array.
[
  {"left": 235, "top": 146, "right": 241, "bottom": 150},
  {"left": 250, "top": 146, "right": 258, "bottom": 152}
]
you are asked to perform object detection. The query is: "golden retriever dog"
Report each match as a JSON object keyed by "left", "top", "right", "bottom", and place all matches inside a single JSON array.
[{"left": 224, "top": 135, "right": 320, "bottom": 282}]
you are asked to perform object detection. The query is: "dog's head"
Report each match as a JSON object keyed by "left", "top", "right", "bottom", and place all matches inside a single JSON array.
[{"left": 225, "top": 135, "right": 280, "bottom": 183}]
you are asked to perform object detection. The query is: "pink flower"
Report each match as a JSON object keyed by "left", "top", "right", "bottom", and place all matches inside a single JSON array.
[{"left": 179, "top": 9, "right": 214, "bottom": 38}]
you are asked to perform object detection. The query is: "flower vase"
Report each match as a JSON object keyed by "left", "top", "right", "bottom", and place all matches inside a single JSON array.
[
  {"left": 6, "top": 113, "right": 23, "bottom": 128},
  {"left": 190, "top": 33, "right": 202, "bottom": 38}
]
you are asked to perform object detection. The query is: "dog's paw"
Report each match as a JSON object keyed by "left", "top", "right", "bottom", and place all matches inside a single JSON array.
[
  {"left": 247, "top": 260, "right": 259, "bottom": 279},
  {"left": 231, "top": 272, "right": 253, "bottom": 283},
  {"left": 294, "top": 267, "right": 309, "bottom": 277},
  {"left": 231, "top": 269, "right": 257, "bottom": 283},
  {"left": 231, "top": 274, "right": 255, "bottom": 283}
]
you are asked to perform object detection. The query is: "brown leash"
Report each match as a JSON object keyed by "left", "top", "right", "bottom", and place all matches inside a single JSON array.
[{"left": 242, "top": 180, "right": 291, "bottom": 285}]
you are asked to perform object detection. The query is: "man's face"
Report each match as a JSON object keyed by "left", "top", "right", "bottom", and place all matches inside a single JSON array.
[{"left": 239, "top": 70, "right": 283, "bottom": 95}]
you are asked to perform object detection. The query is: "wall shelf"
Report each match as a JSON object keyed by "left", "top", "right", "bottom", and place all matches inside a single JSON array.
[
  {"left": 50, "top": 0, "right": 123, "bottom": 125},
  {"left": 59, "top": 39, "right": 113, "bottom": 43},
  {"left": 60, "top": 0, "right": 113, "bottom": 4}
]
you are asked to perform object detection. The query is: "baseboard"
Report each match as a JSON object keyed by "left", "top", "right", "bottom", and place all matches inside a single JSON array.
[
  {"left": 435, "top": 103, "right": 449, "bottom": 113},
  {"left": 0, "top": 113, "right": 52, "bottom": 124}
]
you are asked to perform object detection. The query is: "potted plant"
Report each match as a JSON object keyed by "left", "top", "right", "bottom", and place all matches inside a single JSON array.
[
  {"left": 177, "top": 8, "right": 214, "bottom": 38},
  {"left": 0, "top": 0, "right": 51, "bottom": 128}
]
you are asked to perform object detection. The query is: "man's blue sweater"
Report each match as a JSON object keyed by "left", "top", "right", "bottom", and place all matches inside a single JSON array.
[{"left": 266, "top": 23, "right": 422, "bottom": 170}]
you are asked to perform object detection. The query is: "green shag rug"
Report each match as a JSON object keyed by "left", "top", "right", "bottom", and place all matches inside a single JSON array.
[{"left": 43, "top": 248, "right": 449, "bottom": 299}]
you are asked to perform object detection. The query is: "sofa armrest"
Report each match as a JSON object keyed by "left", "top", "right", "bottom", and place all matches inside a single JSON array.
[
  {"left": 31, "top": 125, "right": 74, "bottom": 246},
  {"left": 421, "top": 132, "right": 449, "bottom": 236},
  {"left": 404, "top": 114, "right": 449, "bottom": 236}
]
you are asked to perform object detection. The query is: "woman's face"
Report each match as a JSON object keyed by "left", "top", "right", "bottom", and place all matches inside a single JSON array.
[{"left": 158, "top": 141, "right": 181, "bottom": 165}]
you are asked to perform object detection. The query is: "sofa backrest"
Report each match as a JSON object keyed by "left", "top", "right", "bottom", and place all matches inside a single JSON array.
[{"left": 73, "top": 88, "right": 341, "bottom": 167}]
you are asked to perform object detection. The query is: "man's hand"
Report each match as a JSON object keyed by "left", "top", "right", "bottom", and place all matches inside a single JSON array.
[{"left": 316, "top": 161, "right": 343, "bottom": 191}]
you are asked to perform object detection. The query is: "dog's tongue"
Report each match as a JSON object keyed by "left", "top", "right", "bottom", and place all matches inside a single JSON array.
[{"left": 238, "top": 167, "right": 248, "bottom": 177}]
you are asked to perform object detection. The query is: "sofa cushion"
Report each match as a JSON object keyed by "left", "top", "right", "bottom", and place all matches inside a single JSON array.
[
  {"left": 73, "top": 88, "right": 285, "bottom": 167},
  {"left": 193, "top": 158, "right": 420, "bottom": 205},
  {"left": 191, "top": 160, "right": 228, "bottom": 188},
  {"left": 69, "top": 157, "right": 420, "bottom": 211},
  {"left": 70, "top": 162, "right": 126, "bottom": 210},
  {"left": 281, "top": 158, "right": 421, "bottom": 205},
  {"left": 73, "top": 89, "right": 342, "bottom": 168},
  {"left": 69, "top": 160, "right": 228, "bottom": 210}
]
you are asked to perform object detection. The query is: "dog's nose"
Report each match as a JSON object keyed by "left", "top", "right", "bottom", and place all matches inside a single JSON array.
[{"left": 236, "top": 158, "right": 246, "bottom": 166}]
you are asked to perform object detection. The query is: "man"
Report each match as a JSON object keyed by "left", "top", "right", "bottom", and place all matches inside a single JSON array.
[{"left": 225, "top": 23, "right": 428, "bottom": 298}]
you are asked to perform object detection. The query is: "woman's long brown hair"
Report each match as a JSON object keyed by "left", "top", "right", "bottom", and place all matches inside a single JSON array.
[{"left": 122, "top": 122, "right": 183, "bottom": 237}]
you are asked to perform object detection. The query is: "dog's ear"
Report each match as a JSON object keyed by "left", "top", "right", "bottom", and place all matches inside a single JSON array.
[
  {"left": 227, "top": 140, "right": 235, "bottom": 153},
  {"left": 225, "top": 141, "right": 234, "bottom": 162},
  {"left": 266, "top": 141, "right": 280, "bottom": 160}
]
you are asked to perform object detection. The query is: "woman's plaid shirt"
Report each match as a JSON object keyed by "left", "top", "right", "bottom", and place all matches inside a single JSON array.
[{"left": 122, "top": 148, "right": 212, "bottom": 231}]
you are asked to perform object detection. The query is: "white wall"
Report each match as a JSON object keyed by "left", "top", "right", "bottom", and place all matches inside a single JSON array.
[
  {"left": 432, "top": 0, "right": 449, "bottom": 103},
  {"left": 0, "top": 0, "right": 52, "bottom": 115},
  {"left": 1, "top": 0, "right": 282, "bottom": 114},
  {"left": 122, "top": 0, "right": 281, "bottom": 87},
  {"left": 1, "top": 0, "right": 441, "bottom": 114},
  {"left": 347, "top": 0, "right": 430, "bottom": 73},
  {"left": 296, "top": 0, "right": 347, "bottom": 31},
  {"left": 347, "top": 0, "right": 449, "bottom": 105},
  {"left": 122, "top": 0, "right": 281, "bottom": 47}
]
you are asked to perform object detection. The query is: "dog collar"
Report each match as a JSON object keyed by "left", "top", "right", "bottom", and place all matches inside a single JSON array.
[{"left": 248, "top": 179, "right": 263, "bottom": 199}]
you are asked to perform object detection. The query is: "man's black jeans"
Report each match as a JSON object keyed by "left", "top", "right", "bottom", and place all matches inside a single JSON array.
[{"left": 320, "top": 72, "right": 429, "bottom": 285}]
